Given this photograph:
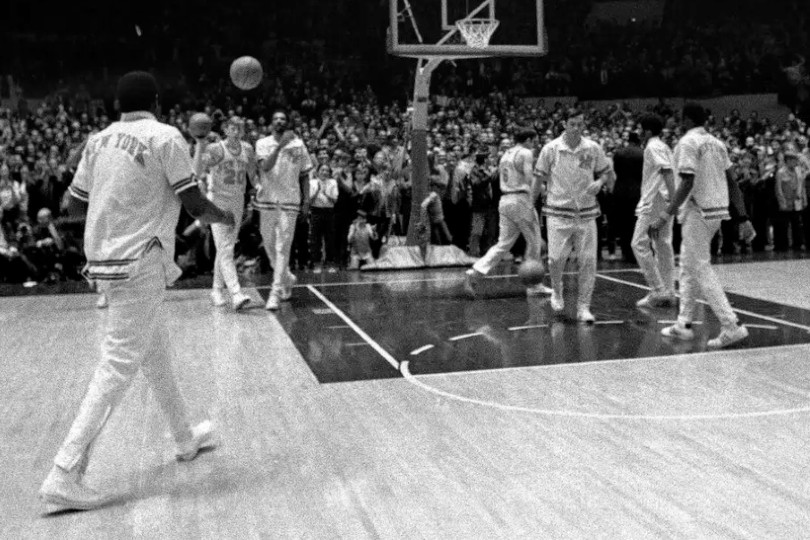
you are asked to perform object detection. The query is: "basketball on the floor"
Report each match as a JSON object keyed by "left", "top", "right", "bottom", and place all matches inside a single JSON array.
[
  {"left": 518, "top": 259, "right": 546, "bottom": 286},
  {"left": 230, "top": 56, "right": 263, "bottom": 90},
  {"left": 188, "top": 113, "right": 213, "bottom": 138}
]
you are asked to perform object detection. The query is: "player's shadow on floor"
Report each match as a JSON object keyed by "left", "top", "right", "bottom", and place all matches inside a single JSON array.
[{"left": 116, "top": 446, "right": 294, "bottom": 509}]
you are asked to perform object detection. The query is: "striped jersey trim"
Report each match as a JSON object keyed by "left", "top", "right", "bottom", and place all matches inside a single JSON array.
[
  {"left": 86, "top": 258, "right": 138, "bottom": 265},
  {"left": 84, "top": 238, "right": 164, "bottom": 281},
  {"left": 254, "top": 200, "right": 301, "bottom": 213},
  {"left": 69, "top": 185, "right": 90, "bottom": 202},
  {"left": 543, "top": 204, "right": 601, "bottom": 219},
  {"left": 701, "top": 209, "right": 730, "bottom": 220},
  {"left": 173, "top": 177, "right": 198, "bottom": 194},
  {"left": 86, "top": 272, "right": 130, "bottom": 281}
]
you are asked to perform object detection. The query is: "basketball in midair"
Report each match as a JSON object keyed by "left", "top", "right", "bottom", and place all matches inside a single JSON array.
[
  {"left": 518, "top": 259, "right": 546, "bottom": 286},
  {"left": 230, "top": 56, "right": 263, "bottom": 90},
  {"left": 188, "top": 113, "right": 213, "bottom": 138}
]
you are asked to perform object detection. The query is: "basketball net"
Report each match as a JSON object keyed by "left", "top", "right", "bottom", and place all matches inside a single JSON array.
[{"left": 455, "top": 18, "right": 500, "bottom": 49}]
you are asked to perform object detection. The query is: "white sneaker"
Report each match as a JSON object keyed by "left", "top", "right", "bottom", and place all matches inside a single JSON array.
[
  {"left": 526, "top": 283, "right": 553, "bottom": 297},
  {"left": 313, "top": 266, "right": 322, "bottom": 275},
  {"left": 96, "top": 294, "right": 108, "bottom": 309},
  {"left": 265, "top": 293, "right": 280, "bottom": 311},
  {"left": 39, "top": 466, "right": 115, "bottom": 513},
  {"left": 661, "top": 323, "right": 695, "bottom": 340},
  {"left": 210, "top": 288, "right": 227, "bottom": 307},
  {"left": 636, "top": 293, "right": 664, "bottom": 308},
  {"left": 176, "top": 420, "right": 218, "bottom": 462},
  {"left": 707, "top": 325, "right": 749, "bottom": 349},
  {"left": 231, "top": 291, "right": 250, "bottom": 311},
  {"left": 280, "top": 274, "right": 297, "bottom": 301},
  {"left": 577, "top": 306, "right": 596, "bottom": 323},
  {"left": 550, "top": 291, "right": 565, "bottom": 312}
]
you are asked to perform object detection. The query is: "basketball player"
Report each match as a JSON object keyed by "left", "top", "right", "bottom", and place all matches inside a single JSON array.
[
  {"left": 254, "top": 110, "right": 313, "bottom": 311},
  {"left": 200, "top": 117, "right": 256, "bottom": 310},
  {"left": 465, "top": 128, "right": 550, "bottom": 297},
  {"left": 535, "top": 109, "right": 615, "bottom": 323},
  {"left": 39, "top": 71, "right": 234, "bottom": 513},
  {"left": 649, "top": 103, "right": 749, "bottom": 348},
  {"left": 631, "top": 114, "right": 677, "bottom": 308}
]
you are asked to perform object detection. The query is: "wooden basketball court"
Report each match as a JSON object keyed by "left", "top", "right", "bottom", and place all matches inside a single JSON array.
[{"left": 3, "top": 258, "right": 810, "bottom": 538}]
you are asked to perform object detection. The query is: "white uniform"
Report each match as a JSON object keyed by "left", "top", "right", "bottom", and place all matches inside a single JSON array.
[
  {"left": 472, "top": 145, "right": 542, "bottom": 275},
  {"left": 57, "top": 111, "right": 197, "bottom": 472},
  {"left": 207, "top": 140, "right": 253, "bottom": 295},
  {"left": 254, "top": 134, "right": 313, "bottom": 299},
  {"left": 535, "top": 136, "right": 612, "bottom": 309},
  {"left": 673, "top": 127, "right": 737, "bottom": 329},
  {"left": 631, "top": 136, "right": 676, "bottom": 294}
]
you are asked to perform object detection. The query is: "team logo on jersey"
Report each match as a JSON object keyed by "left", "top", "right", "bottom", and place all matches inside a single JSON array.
[{"left": 578, "top": 152, "right": 594, "bottom": 170}]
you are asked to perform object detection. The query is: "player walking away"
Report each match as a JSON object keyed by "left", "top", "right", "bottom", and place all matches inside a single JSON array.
[
  {"left": 254, "top": 110, "right": 313, "bottom": 311},
  {"left": 201, "top": 117, "right": 257, "bottom": 310},
  {"left": 465, "top": 128, "right": 550, "bottom": 297},
  {"left": 535, "top": 109, "right": 615, "bottom": 323},
  {"left": 650, "top": 103, "right": 749, "bottom": 349},
  {"left": 39, "top": 71, "right": 234, "bottom": 513},
  {"left": 631, "top": 114, "right": 678, "bottom": 308}
]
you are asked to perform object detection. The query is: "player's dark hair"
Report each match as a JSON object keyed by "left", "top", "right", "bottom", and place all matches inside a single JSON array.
[
  {"left": 514, "top": 128, "right": 537, "bottom": 144},
  {"left": 639, "top": 114, "right": 664, "bottom": 137},
  {"left": 116, "top": 71, "right": 158, "bottom": 113},
  {"left": 682, "top": 102, "right": 707, "bottom": 126}
]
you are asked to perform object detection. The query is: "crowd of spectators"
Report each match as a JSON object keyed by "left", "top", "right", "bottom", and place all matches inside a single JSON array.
[
  {"left": 2, "top": 0, "right": 810, "bottom": 284},
  {"left": 4, "top": 0, "right": 809, "bottom": 107},
  {"left": 2, "top": 85, "right": 809, "bottom": 284}
]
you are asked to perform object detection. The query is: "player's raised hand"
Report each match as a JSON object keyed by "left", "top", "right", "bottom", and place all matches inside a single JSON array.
[
  {"left": 194, "top": 135, "right": 211, "bottom": 152},
  {"left": 279, "top": 130, "right": 296, "bottom": 148}
]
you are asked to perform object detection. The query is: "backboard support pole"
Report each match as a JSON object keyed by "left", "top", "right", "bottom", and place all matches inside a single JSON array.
[{"left": 406, "top": 57, "right": 443, "bottom": 246}]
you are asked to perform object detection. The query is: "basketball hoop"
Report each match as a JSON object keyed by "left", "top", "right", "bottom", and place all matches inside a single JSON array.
[{"left": 455, "top": 18, "right": 500, "bottom": 49}]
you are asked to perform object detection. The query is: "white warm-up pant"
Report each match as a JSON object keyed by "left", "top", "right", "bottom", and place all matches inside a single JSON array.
[
  {"left": 631, "top": 210, "right": 675, "bottom": 294},
  {"left": 55, "top": 246, "right": 192, "bottom": 471},
  {"left": 259, "top": 209, "right": 297, "bottom": 297},
  {"left": 211, "top": 201, "right": 244, "bottom": 294},
  {"left": 547, "top": 216, "right": 598, "bottom": 308},
  {"left": 472, "top": 194, "right": 542, "bottom": 275},
  {"left": 677, "top": 207, "right": 738, "bottom": 329}
]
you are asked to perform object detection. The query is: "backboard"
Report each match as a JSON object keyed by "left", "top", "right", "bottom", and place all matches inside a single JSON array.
[{"left": 388, "top": 0, "right": 547, "bottom": 58}]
